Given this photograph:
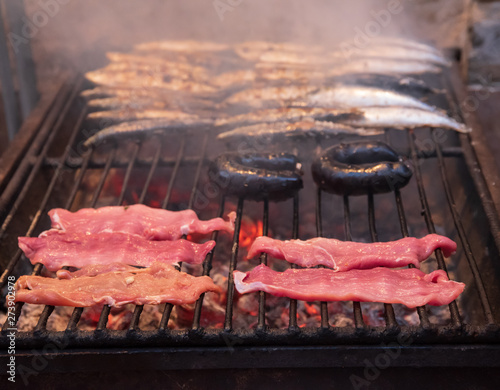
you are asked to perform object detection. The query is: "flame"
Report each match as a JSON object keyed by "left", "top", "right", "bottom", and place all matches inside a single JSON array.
[{"left": 239, "top": 217, "right": 264, "bottom": 248}]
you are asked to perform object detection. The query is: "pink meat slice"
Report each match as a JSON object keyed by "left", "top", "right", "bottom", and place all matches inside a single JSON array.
[
  {"left": 247, "top": 234, "right": 457, "bottom": 271},
  {"left": 48, "top": 204, "right": 236, "bottom": 240},
  {"left": 233, "top": 264, "right": 465, "bottom": 308},
  {"left": 15, "top": 262, "right": 221, "bottom": 307},
  {"left": 18, "top": 230, "right": 215, "bottom": 271},
  {"left": 56, "top": 263, "right": 138, "bottom": 279}
]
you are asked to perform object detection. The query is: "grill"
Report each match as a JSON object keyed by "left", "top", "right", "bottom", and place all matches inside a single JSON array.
[{"left": 1, "top": 62, "right": 500, "bottom": 387}]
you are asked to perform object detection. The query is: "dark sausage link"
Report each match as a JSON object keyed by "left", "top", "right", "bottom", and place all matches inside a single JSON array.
[
  {"left": 312, "top": 141, "right": 413, "bottom": 196},
  {"left": 209, "top": 152, "right": 303, "bottom": 202}
]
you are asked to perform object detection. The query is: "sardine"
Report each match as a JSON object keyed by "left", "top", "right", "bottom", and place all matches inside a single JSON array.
[
  {"left": 302, "top": 85, "right": 438, "bottom": 111},
  {"left": 106, "top": 52, "right": 210, "bottom": 75},
  {"left": 233, "top": 41, "right": 320, "bottom": 61},
  {"left": 217, "top": 119, "right": 383, "bottom": 140},
  {"left": 84, "top": 118, "right": 214, "bottom": 147},
  {"left": 335, "top": 106, "right": 470, "bottom": 133},
  {"left": 81, "top": 86, "right": 192, "bottom": 101},
  {"left": 348, "top": 45, "right": 450, "bottom": 67},
  {"left": 87, "top": 97, "right": 178, "bottom": 111},
  {"left": 223, "top": 85, "right": 319, "bottom": 108},
  {"left": 134, "top": 40, "right": 229, "bottom": 52},
  {"left": 86, "top": 109, "right": 202, "bottom": 124},
  {"left": 329, "top": 58, "right": 441, "bottom": 76},
  {"left": 369, "top": 37, "right": 444, "bottom": 56},
  {"left": 85, "top": 68, "right": 215, "bottom": 93},
  {"left": 329, "top": 73, "right": 442, "bottom": 96},
  {"left": 215, "top": 107, "right": 362, "bottom": 127}
]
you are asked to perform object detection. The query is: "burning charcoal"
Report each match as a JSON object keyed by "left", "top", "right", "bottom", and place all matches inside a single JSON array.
[
  {"left": 209, "top": 152, "right": 303, "bottom": 202},
  {"left": 312, "top": 141, "right": 413, "bottom": 196}
]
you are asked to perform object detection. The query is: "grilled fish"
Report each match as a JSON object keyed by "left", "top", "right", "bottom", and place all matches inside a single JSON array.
[
  {"left": 223, "top": 85, "right": 319, "bottom": 108},
  {"left": 84, "top": 118, "right": 214, "bottom": 147},
  {"left": 106, "top": 52, "right": 210, "bottom": 75},
  {"left": 85, "top": 68, "right": 215, "bottom": 93},
  {"left": 369, "top": 37, "right": 444, "bottom": 56},
  {"left": 345, "top": 45, "right": 450, "bottom": 67},
  {"left": 302, "top": 85, "right": 438, "bottom": 111},
  {"left": 335, "top": 106, "right": 470, "bottom": 133},
  {"left": 134, "top": 40, "right": 229, "bottom": 52},
  {"left": 329, "top": 58, "right": 441, "bottom": 76},
  {"left": 215, "top": 107, "right": 362, "bottom": 127},
  {"left": 87, "top": 97, "right": 180, "bottom": 111},
  {"left": 329, "top": 73, "right": 442, "bottom": 96},
  {"left": 86, "top": 109, "right": 202, "bottom": 124},
  {"left": 216, "top": 119, "right": 382, "bottom": 140}
]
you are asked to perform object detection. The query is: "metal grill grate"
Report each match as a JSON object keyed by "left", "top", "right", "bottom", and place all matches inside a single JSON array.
[{"left": 1, "top": 68, "right": 500, "bottom": 368}]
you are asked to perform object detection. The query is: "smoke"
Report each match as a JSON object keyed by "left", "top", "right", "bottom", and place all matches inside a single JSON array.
[{"left": 20, "top": 0, "right": 467, "bottom": 71}]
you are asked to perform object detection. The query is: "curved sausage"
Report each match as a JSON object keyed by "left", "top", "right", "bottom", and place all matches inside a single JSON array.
[
  {"left": 209, "top": 152, "right": 303, "bottom": 201},
  {"left": 312, "top": 141, "right": 412, "bottom": 196}
]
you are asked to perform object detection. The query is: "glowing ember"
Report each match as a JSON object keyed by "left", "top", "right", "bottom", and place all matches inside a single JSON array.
[{"left": 239, "top": 217, "right": 264, "bottom": 249}]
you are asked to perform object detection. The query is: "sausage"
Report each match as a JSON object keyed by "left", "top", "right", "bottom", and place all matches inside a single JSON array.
[
  {"left": 312, "top": 141, "right": 413, "bottom": 196},
  {"left": 209, "top": 152, "right": 303, "bottom": 201}
]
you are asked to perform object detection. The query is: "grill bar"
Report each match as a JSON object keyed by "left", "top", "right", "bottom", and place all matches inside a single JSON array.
[
  {"left": 191, "top": 196, "right": 226, "bottom": 331},
  {"left": 138, "top": 137, "right": 163, "bottom": 204},
  {"left": 117, "top": 142, "right": 141, "bottom": 205},
  {"left": 343, "top": 195, "right": 365, "bottom": 329},
  {"left": 315, "top": 189, "right": 330, "bottom": 329},
  {"left": 257, "top": 198, "right": 269, "bottom": 331},
  {"left": 288, "top": 194, "right": 299, "bottom": 330},
  {"left": 367, "top": 193, "right": 398, "bottom": 329},
  {"left": 224, "top": 198, "right": 244, "bottom": 331},
  {"left": 432, "top": 129, "right": 494, "bottom": 324},
  {"left": 161, "top": 137, "right": 186, "bottom": 210}
]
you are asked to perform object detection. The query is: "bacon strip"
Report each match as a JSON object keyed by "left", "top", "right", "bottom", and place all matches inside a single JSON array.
[
  {"left": 247, "top": 234, "right": 456, "bottom": 271},
  {"left": 234, "top": 264, "right": 464, "bottom": 308},
  {"left": 15, "top": 262, "right": 220, "bottom": 307},
  {"left": 49, "top": 204, "right": 236, "bottom": 240},
  {"left": 18, "top": 230, "right": 215, "bottom": 271}
]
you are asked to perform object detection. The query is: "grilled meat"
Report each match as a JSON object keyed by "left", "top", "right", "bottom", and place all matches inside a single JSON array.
[
  {"left": 209, "top": 152, "right": 303, "bottom": 202},
  {"left": 233, "top": 264, "right": 465, "bottom": 308},
  {"left": 48, "top": 205, "right": 235, "bottom": 240},
  {"left": 19, "top": 231, "right": 215, "bottom": 271},
  {"left": 312, "top": 141, "right": 413, "bottom": 196},
  {"left": 247, "top": 234, "right": 456, "bottom": 271},
  {"left": 15, "top": 262, "right": 220, "bottom": 307}
]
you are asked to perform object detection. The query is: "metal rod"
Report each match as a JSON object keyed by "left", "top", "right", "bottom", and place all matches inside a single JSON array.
[
  {"left": 343, "top": 195, "right": 365, "bottom": 329},
  {"left": 192, "top": 196, "right": 226, "bottom": 331},
  {"left": 224, "top": 198, "right": 244, "bottom": 331},
  {"left": 315, "top": 189, "right": 329, "bottom": 329},
  {"left": 288, "top": 193, "right": 299, "bottom": 330},
  {"left": 432, "top": 130, "right": 493, "bottom": 324},
  {"left": 138, "top": 137, "right": 163, "bottom": 204},
  {"left": 257, "top": 198, "right": 269, "bottom": 331},
  {"left": 161, "top": 136, "right": 186, "bottom": 210},
  {"left": 116, "top": 142, "right": 141, "bottom": 205},
  {"left": 367, "top": 193, "right": 398, "bottom": 329}
]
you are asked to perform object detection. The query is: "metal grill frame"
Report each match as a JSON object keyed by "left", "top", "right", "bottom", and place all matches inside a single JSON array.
[{"left": 1, "top": 65, "right": 500, "bottom": 374}]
